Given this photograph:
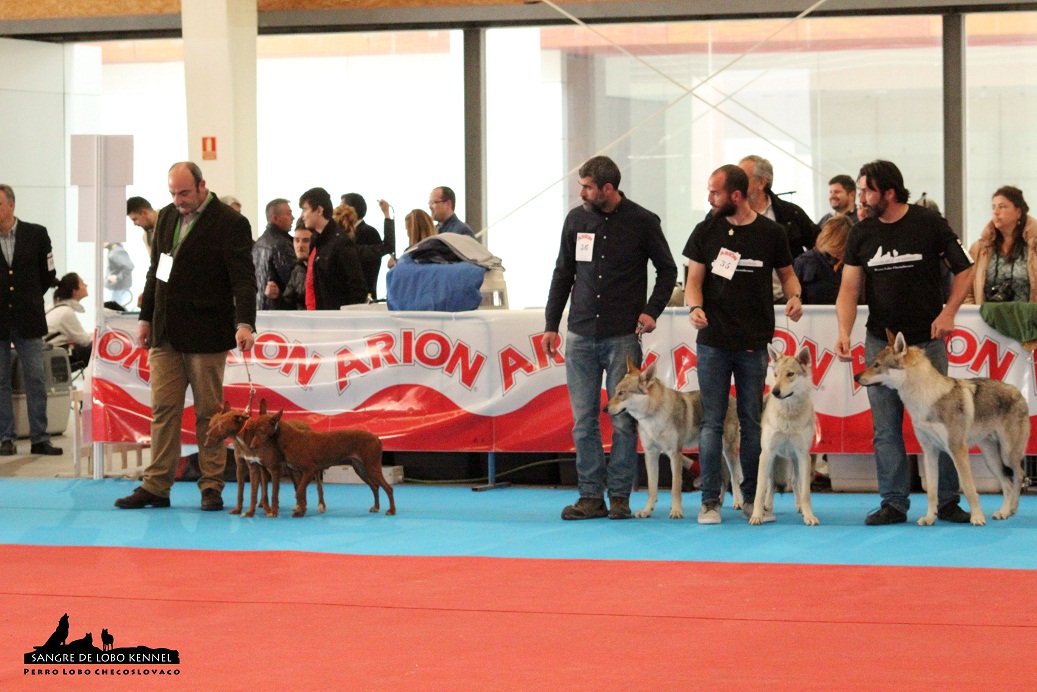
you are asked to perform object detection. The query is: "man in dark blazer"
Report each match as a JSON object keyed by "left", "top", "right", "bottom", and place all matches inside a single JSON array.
[
  {"left": 116, "top": 162, "right": 256, "bottom": 511},
  {"left": 0, "top": 184, "right": 61, "bottom": 457},
  {"left": 299, "top": 187, "right": 366, "bottom": 309}
]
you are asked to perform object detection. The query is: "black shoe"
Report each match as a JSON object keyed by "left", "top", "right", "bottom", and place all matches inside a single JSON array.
[
  {"left": 0, "top": 440, "right": 15, "bottom": 456},
  {"left": 865, "top": 504, "right": 907, "bottom": 526},
  {"left": 115, "top": 486, "right": 171, "bottom": 509},
  {"left": 937, "top": 502, "right": 971, "bottom": 523},
  {"left": 30, "top": 441, "right": 63, "bottom": 456},
  {"left": 200, "top": 488, "right": 224, "bottom": 512}
]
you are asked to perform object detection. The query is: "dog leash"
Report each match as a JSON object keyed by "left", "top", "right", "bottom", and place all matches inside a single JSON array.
[{"left": 242, "top": 352, "right": 256, "bottom": 416}]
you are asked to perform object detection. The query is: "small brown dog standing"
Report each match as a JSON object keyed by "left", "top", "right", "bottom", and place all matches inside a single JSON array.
[
  {"left": 243, "top": 403, "right": 395, "bottom": 518},
  {"left": 204, "top": 402, "right": 321, "bottom": 517}
]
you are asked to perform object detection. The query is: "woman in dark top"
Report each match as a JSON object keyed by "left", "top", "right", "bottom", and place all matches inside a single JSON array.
[{"left": 793, "top": 213, "right": 854, "bottom": 304}]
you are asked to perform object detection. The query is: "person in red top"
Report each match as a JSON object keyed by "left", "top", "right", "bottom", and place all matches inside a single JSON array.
[{"left": 298, "top": 187, "right": 366, "bottom": 310}]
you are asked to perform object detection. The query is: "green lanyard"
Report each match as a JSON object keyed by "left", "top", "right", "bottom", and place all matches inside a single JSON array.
[{"left": 172, "top": 214, "right": 199, "bottom": 252}]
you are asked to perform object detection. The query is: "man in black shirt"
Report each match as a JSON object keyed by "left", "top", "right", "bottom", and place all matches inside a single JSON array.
[
  {"left": 836, "top": 159, "right": 974, "bottom": 526},
  {"left": 684, "top": 164, "right": 802, "bottom": 525},
  {"left": 545, "top": 156, "right": 677, "bottom": 520}
]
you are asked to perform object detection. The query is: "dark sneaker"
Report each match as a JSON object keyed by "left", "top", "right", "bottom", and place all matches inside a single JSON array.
[
  {"left": 30, "top": 441, "right": 63, "bottom": 456},
  {"left": 0, "top": 440, "right": 15, "bottom": 456},
  {"left": 937, "top": 502, "right": 971, "bottom": 523},
  {"left": 200, "top": 488, "right": 224, "bottom": 512},
  {"left": 561, "top": 496, "right": 608, "bottom": 520},
  {"left": 114, "top": 486, "right": 170, "bottom": 509},
  {"left": 697, "top": 499, "right": 721, "bottom": 524},
  {"left": 608, "top": 495, "right": 632, "bottom": 520},
  {"left": 865, "top": 504, "right": 907, "bottom": 526}
]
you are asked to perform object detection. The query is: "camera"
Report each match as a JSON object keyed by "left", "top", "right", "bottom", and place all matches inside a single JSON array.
[{"left": 985, "top": 284, "right": 1015, "bottom": 303}]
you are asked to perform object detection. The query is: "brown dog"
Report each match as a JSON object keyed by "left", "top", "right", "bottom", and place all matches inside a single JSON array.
[
  {"left": 204, "top": 402, "right": 320, "bottom": 517},
  {"left": 243, "top": 405, "right": 395, "bottom": 518}
]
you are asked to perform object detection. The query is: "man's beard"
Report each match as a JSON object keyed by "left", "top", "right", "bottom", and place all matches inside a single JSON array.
[
  {"left": 864, "top": 196, "right": 887, "bottom": 219},
  {"left": 714, "top": 200, "right": 737, "bottom": 217}
]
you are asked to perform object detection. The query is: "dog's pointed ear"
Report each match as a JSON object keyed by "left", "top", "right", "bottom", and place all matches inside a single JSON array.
[
  {"left": 272, "top": 410, "right": 283, "bottom": 423},
  {"left": 885, "top": 328, "right": 896, "bottom": 346},
  {"left": 259, "top": 398, "right": 267, "bottom": 415},
  {"left": 626, "top": 357, "right": 639, "bottom": 374},
  {"left": 642, "top": 361, "right": 657, "bottom": 384},
  {"left": 767, "top": 343, "right": 781, "bottom": 363},
  {"left": 221, "top": 401, "right": 231, "bottom": 413},
  {"left": 796, "top": 345, "right": 811, "bottom": 368},
  {"left": 894, "top": 332, "right": 907, "bottom": 354}
]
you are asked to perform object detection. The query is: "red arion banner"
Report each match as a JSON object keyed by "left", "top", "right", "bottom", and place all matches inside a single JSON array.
[{"left": 91, "top": 306, "right": 1037, "bottom": 453}]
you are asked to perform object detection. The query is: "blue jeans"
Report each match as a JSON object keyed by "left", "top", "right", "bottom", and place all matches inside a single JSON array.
[
  {"left": 0, "top": 330, "right": 50, "bottom": 444},
  {"left": 865, "top": 332, "right": 960, "bottom": 513},
  {"left": 565, "top": 332, "right": 641, "bottom": 499},
  {"left": 696, "top": 342, "right": 768, "bottom": 504}
]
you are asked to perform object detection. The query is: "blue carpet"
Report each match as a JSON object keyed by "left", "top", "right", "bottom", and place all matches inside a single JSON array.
[{"left": 1, "top": 478, "right": 1035, "bottom": 569}]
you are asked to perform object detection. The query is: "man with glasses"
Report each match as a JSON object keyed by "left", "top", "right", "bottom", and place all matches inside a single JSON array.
[{"left": 428, "top": 186, "right": 476, "bottom": 239}]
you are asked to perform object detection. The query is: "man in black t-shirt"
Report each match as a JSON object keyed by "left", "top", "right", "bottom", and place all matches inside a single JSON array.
[
  {"left": 836, "top": 160, "right": 974, "bottom": 526},
  {"left": 684, "top": 164, "right": 803, "bottom": 525}
]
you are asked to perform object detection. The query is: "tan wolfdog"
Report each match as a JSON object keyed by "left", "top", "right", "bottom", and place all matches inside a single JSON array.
[
  {"left": 856, "top": 331, "right": 1029, "bottom": 526},
  {"left": 605, "top": 357, "right": 741, "bottom": 519},
  {"left": 750, "top": 345, "right": 819, "bottom": 526}
]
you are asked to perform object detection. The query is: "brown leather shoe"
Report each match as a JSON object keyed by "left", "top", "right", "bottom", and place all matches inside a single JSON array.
[
  {"left": 561, "top": 496, "right": 608, "bottom": 520},
  {"left": 114, "top": 486, "right": 170, "bottom": 509},
  {"left": 200, "top": 488, "right": 224, "bottom": 512},
  {"left": 608, "top": 495, "right": 632, "bottom": 520}
]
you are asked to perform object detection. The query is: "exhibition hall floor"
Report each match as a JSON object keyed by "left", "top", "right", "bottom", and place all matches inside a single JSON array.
[{"left": 2, "top": 479, "right": 1036, "bottom": 689}]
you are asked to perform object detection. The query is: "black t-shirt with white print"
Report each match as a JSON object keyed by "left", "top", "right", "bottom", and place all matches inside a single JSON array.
[
  {"left": 844, "top": 204, "right": 972, "bottom": 345},
  {"left": 683, "top": 212, "right": 792, "bottom": 350}
]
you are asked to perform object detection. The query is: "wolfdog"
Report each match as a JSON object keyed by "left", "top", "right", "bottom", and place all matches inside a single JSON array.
[
  {"left": 605, "top": 357, "right": 741, "bottom": 519},
  {"left": 750, "top": 345, "right": 819, "bottom": 526},
  {"left": 856, "top": 331, "right": 1029, "bottom": 526}
]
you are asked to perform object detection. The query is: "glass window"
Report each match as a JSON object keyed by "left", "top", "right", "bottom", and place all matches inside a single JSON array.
[
  {"left": 486, "top": 17, "right": 943, "bottom": 309},
  {"left": 966, "top": 12, "right": 1037, "bottom": 247},
  {"left": 83, "top": 31, "right": 465, "bottom": 300}
]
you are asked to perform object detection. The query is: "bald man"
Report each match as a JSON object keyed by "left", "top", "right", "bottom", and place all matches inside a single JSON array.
[{"left": 116, "top": 161, "right": 256, "bottom": 512}]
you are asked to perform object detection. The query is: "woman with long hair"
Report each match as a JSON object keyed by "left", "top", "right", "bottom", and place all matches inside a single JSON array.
[
  {"left": 46, "top": 272, "right": 93, "bottom": 370},
  {"left": 966, "top": 186, "right": 1037, "bottom": 304},
  {"left": 387, "top": 209, "right": 437, "bottom": 268},
  {"left": 793, "top": 213, "right": 855, "bottom": 304}
]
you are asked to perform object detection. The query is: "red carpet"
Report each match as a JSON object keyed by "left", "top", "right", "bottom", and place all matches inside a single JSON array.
[{"left": 2, "top": 545, "right": 1036, "bottom": 689}]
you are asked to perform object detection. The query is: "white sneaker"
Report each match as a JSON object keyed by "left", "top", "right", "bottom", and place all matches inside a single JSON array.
[{"left": 698, "top": 501, "right": 721, "bottom": 524}]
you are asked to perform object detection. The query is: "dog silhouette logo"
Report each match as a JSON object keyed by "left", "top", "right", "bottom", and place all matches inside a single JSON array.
[
  {"left": 33, "top": 613, "right": 69, "bottom": 651},
  {"left": 23, "top": 613, "right": 180, "bottom": 667}
]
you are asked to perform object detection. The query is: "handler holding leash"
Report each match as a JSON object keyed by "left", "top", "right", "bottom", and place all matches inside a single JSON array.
[
  {"left": 545, "top": 156, "right": 677, "bottom": 521},
  {"left": 835, "top": 160, "right": 974, "bottom": 526},
  {"left": 116, "top": 162, "right": 256, "bottom": 512},
  {"left": 684, "top": 164, "right": 802, "bottom": 525}
]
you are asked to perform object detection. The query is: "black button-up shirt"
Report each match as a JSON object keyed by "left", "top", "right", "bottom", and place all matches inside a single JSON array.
[{"left": 545, "top": 194, "right": 677, "bottom": 338}]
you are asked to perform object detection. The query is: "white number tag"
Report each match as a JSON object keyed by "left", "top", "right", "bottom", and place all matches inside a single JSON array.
[
  {"left": 156, "top": 253, "right": 173, "bottom": 283},
  {"left": 711, "top": 247, "right": 740, "bottom": 279},
  {"left": 576, "top": 233, "right": 594, "bottom": 262}
]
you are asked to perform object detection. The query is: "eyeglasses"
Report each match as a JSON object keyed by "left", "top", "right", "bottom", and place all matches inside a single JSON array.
[{"left": 428, "top": 199, "right": 447, "bottom": 206}]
